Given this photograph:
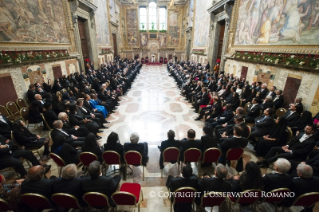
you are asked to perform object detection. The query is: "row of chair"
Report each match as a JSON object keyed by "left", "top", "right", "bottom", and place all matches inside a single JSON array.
[
  {"left": 50, "top": 148, "right": 244, "bottom": 181},
  {"left": 0, "top": 182, "right": 143, "bottom": 212},
  {"left": 0, "top": 98, "right": 28, "bottom": 121}
]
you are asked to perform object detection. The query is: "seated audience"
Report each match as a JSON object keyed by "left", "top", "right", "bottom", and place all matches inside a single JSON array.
[
  {"left": 81, "top": 161, "right": 121, "bottom": 206},
  {"left": 179, "top": 129, "right": 202, "bottom": 162},
  {"left": 158, "top": 130, "right": 181, "bottom": 169},
  {"left": 43, "top": 102, "right": 58, "bottom": 129},
  {"left": 207, "top": 104, "right": 234, "bottom": 128},
  {"left": 244, "top": 98, "right": 261, "bottom": 123},
  {"left": 166, "top": 165, "right": 198, "bottom": 212},
  {"left": 52, "top": 135, "right": 80, "bottom": 165},
  {"left": 273, "top": 89, "right": 284, "bottom": 110},
  {"left": 82, "top": 133, "right": 103, "bottom": 162},
  {"left": 124, "top": 132, "right": 149, "bottom": 166},
  {"left": 0, "top": 113, "right": 14, "bottom": 139},
  {"left": 58, "top": 112, "right": 90, "bottom": 137},
  {"left": 283, "top": 103, "right": 300, "bottom": 127},
  {"left": 201, "top": 125, "right": 217, "bottom": 153},
  {"left": 258, "top": 124, "right": 316, "bottom": 168},
  {"left": 249, "top": 108, "right": 275, "bottom": 144}
]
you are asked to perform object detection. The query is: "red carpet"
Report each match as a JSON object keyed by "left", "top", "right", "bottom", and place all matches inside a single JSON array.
[{"left": 145, "top": 62, "right": 163, "bottom": 65}]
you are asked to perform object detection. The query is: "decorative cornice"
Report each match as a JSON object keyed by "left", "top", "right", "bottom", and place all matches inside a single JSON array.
[
  {"left": 76, "top": 0, "right": 98, "bottom": 11},
  {"left": 207, "top": 0, "right": 234, "bottom": 14}
]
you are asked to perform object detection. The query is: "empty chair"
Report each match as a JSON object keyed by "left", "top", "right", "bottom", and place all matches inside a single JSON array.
[
  {"left": 79, "top": 152, "right": 98, "bottom": 172},
  {"left": 52, "top": 193, "right": 82, "bottom": 210},
  {"left": 20, "top": 193, "right": 52, "bottom": 210},
  {"left": 6, "top": 101, "right": 21, "bottom": 119},
  {"left": 0, "top": 105, "right": 15, "bottom": 121},
  {"left": 276, "top": 108, "right": 286, "bottom": 118},
  {"left": 102, "top": 151, "right": 122, "bottom": 176},
  {"left": 0, "top": 198, "right": 11, "bottom": 211},
  {"left": 291, "top": 192, "right": 319, "bottom": 212},
  {"left": 162, "top": 147, "right": 180, "bottom": 178},
  {"left": 181, "top": 148, "right": 201, "bottom": 172},
  {"left": 49, "top": 153, "right": 66, "bottom": 177},
  {"left": 16, "top": 98, "right": 28, "bottom": 109},
  {"left": 112, "top": 183, "right": 143, "bottom": 212},
  {"left": 169, "top": 187, "right": 197, "bottom": 212},
  {"left": 83, "top": 192, "right": 112, "bottom": 210},
  {"left": 124, "top": 151, "right": 145, "bottom": 181}
]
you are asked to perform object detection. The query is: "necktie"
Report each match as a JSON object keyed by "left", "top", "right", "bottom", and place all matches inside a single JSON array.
[
  {"left": 82, "top": 107, "right": 87, "bottom": 113},
  {"left": 60, "top": 130, "right": 69, "bottom": 136}
]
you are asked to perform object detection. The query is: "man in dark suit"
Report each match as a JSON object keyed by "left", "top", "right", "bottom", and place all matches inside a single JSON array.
[
  {"left": 51, "top": 120, "right": 85, "bottom": 147},
  {"left": 265, "top": 86, "right": 277, "bottom": 100},
  {"left": 289, "top": 148, "right": 319, "bottom": 177},
  {"left": 52, "top": 164, "right": 86, "bottom": 206},
  {"left": 263, "top": 158, "right": 292, "bottom": 192},
  {"left": 283, "top": 104, "right": 300, "bottom": 127},
  {"left": 260, "top": 96, "right": 274, "bottom": 112},
  {"left": 43, "top": 102, "right": 58, "bottom": 129},
  {"left": 244, "top": 98, "right": 261, "bottom": 123},
  {"left": 81, "top": 161, "right": 121, "bottom": 207},
  {"left": 198, "top": 164, "right": 232, "bottom": 195},
  {"left": 294, "top": 97, "right": 303, "bottom": 114},
  {"left": 258, "top": 124, "right": 316, "bottom": 168},
  {"left": 258, "top": 83, "right": 269, "bottom": 99},
  {"left": 124, "top": 132, "right": 149, "bottom": 166},
  {"left": 77, "top": 99, "right": 106, "bottom": 129},
  {"left": 220, "top": 126, "right": 248, "bottom": 165},
  {"left": 217, "top": 114, "right": 249, "bottom": 143},
  {"left": 195, "top": 96, "right": 222, "bottom": 121},
  {"left": 166, "top": 165, "right": 199, "bottom": 212},
  {"left": 0, "top": 135, "right": 40, "bottom": 178},
  {"left": 179, "top": 129, "right": 202, "bottom": 162},
  {"left": 0, "top": 113, "right": 14, "bottom": 139},
  {"left": 158, "top": 130, "right": 181, "bottom": 169},
  {"left": 273, "top": 90, "right": 284, "bottom": 110},
  {"left": 58, "top": 112, "right": 90, "bottom": 137},
  {"left": 21, "top": 166, "right": 54, "bottom": 200},
  {"left": 281, "top": 164, "right": 319, "bottom": 211},
  {"left": 193, "top": 87, "right": 210, "bottom": 112},
  {"left": 249, "top": 108, "right": 275, "bottom": 143},
  {"left": 27, "top": 84, "right": 37, "bottom": 103},
  {"left": 84, "top": 94, "right": 112, "bottom": 120},
  {"left": 207, "top": 104, "right": 234, "bottom": 128}
]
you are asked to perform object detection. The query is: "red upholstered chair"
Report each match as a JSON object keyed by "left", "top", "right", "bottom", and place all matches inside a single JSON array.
[
  {"left": 124, "top": 151, "right": 145, "bottom": 181},
  {"left": 102, "top": 150, "right": 122, "bottom": 176},
  {"left": 79, "top": 152, "right": 98, "bottom": 172},
  {"left": 199, "top": 148, "right": 221, "bottom": 177},
  {"left": 160, "top": 57, "right": 163, "bottom": 63},
  {"left": 228, "top": 189, "right": 262, "bottom": 211},
  {"left": 182, "top": 148, "right": 201, "bottom": 172},
  {"left": 52, "top": 193, "right": 82, "bottom": 209},
  {"left": 262, "top": 188, "right": 291, "bottom": 212},
  {"left": 0, "top": 198, "right": 12, "bottom": 211},
  {"left": 198, "top": 192, "right": 227, "bottom": 211},
  {"left": 112, "top": 183, "right": 143, "bottom": 212},
  {"left": 170, "top": 187, "right": 197, "bottom": 212},
  {"left": 164, "top": 58, "right": 168, "bottom": 64},
  {"left": 49, "top": 153, "right": 66, "bottom": 177},
  {"left": 162, "top": 147, "right": 180, "bottom": 177},
  {"left": 226, "top": 148, "right": 244, "bottom": 164},
  {"left": 291, "top": 192, "right": 319, "bottom": 211},
  {"left": 145, "top": 57, "right": 149, "bottom": 63},
  {"left": 83, "top": 192, "right": 112, "bottom": 210},
  {"left": 141, "top": 58, "right": 145, "bottom": 64},
  {"left": 20, "top": 193, "right": 52, "bottom": 210}
]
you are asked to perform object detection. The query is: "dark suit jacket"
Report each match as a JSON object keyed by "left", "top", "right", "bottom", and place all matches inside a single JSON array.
[
  {"left": 82, "top": 145, "right": 103, "bottom": 162},
  {"left": 69, "top": 111, "right": 87, "bottom": 126},
  {"left": 27, "top": 90, "right": 37, "bottom": 102},
  {"left": 21, "top": 179, "right": 53, "bottom": 200},
  {"left": 180, "top": 139, "right": 202, "bottom": 161},
  {"left": 52, "top": 178, "right": 86, "bottom": 206},
  {"left": 254, "top": 116, "right": 275, "bottom": 135},
  {"left": 199, "top": 92, "right": 210, "bottom": 105},
  {"left": 225, "top": 122, "right": 249, "bottom": 138},
  {"left": 289, "top": 133, "right": 316, "bottom": 160},
  {"left": 124, "top": 143, "right": 149, "bottom": 166},
  {"left": 307, "top": 151, "right": 319, "bottom": 175},
  {"left": 0, "top": 116, "right": 13, "bottom": 138},
  {"left": 201, "top": 135, "right": 218, "bottom": 152},
  {"left": 216, "top": 110, "right": 234, "bottom": 124},
  {"left": 83, "top": 100, "right": 94, "bottom": 111},
  {"left": 209, "top": 101, "right": 222, "bottom": 118},
  {"left": 263, "top": 173, "right": 292, "bottom": 192},
  {"left": 273, "top": 95, "right": 284, "bottom": 109},
  {"left": 198, "top": 177, "right": 232, "bottom": 194},
  {"left": 167, "top": 175, "right": 199, "bottom": 193},
  {"left": 160, "top": 139, "right": 181, "bottom": 153},
  {"left": 283, "top": 111, "right": 300, "bottom": 127},
  {"left": 259, "top": 88, "right": 269, "bottom": 99},
  {"left": 104, "top": 143, "right": 125, "bottom": 162},
  {"left": 245, "top": 104, "right": 261, "bottom": 121},
  {"left": 81, "top": 176, "right": 121, "bottom": 206},
  {"left": 220, "top": 137, "right": 248, "bottom": 154},
  {"left": 13, "top": 128, "right": 38, "bottom": 148},
  {"left": 43, "top": 110, "right": 58, "bottom": 128},
  {"left": 51, "top": 129, "right": 73, "bottom": 144}
]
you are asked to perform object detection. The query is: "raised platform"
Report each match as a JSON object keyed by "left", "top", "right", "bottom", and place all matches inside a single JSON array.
[{"left": 145, "top": 62, "right": 163, "bottom": 65}]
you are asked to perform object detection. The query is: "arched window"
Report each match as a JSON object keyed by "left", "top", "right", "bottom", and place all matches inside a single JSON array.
[
  {"left": 149, "top": 2, "right": 157, "bottom": 30},
  {"left": 139, "top": 6, "right": 147, "bottom": 30}
]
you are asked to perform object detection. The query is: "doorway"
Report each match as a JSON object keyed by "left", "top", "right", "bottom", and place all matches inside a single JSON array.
[
  {"left": 186, "top": 39, "right": 191, "bottom": 61},
  {"left": 216, "top": 20, "right": 225, "bottom": 60},
  {"left": 112, "top": 34, "right": 118, "bottom": 56},
  {"left": 240, "top": 66, "right": 248, "bottom": 81},
  {"left": 283, "top": 77, "right": 301, "bottom": 108},
  {"left": 78, "top": 18, "right": 90, "bottom": 62},
  {"left": 52, "top": 65, "right": 63, "bottom": 79},
  {"left": 0, "top": 76, "right": 18, "bottom": 105}
]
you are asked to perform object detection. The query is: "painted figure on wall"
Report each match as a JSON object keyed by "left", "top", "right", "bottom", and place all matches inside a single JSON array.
[
  {"left": 158, "top": 34, "right": 167, "bottom": 47},
  {"left": 235, "top": 0, "right": 319, "bottom": 45},
  {"left": 169, "top": 26, "right": 180, "bottom": 46},
  {"left": 126, "top": 9, "right": 138, "bottom": 46},
  {"left": 0, "top": 0, "right": 69, "bottom": 43},
  {"left": 140, "top": 34, "right": 148, "bottom": 46},
  {"left": 94, "top": 0, "right": 110, "bottom": 45}
]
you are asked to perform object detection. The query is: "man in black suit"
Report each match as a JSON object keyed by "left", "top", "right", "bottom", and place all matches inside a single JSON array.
[
  {"left": 179, "top": 129, "right": 202, "bottom": 162},
  {"left": 166, "top": 165, "right": 199, "bottom": 212},
  {"left": 263, "top": 158, "right": 292, "bottom": 192},
  {"left": 52, "top": 164, "right": 86, "bottom": 206},
  {"left": 273, "top": 89, "right": 284, "bottom": 110},
  {"left": 207, "top": 104, "right": 234, "bottom": 128},
  {"left": 195, "top": 95, "right": 222, "bottom": 121},
  {"left": 158, "top": 130, "right": 180, "bottom": 169},
  {"left": 260, "top": 96, "right": 274, "bottom": 112},
  {"left": 43, "top": 102, "right": 58, "bottom": 129},
  {"left": 124, "top": 132, "right": 149, "bottom": 166},
  {"left": 283, "top": 103, "right": 300, "bottom": 127},
  {"left": 0, "top": 113, "right": 13, "bottom": 139},
  {"left": 77, "top": 99, "right": 106, "bottom": 129},
  {"left": 288, "top": 149, "right": 319, "bottom": 177},
  {"left": 58, "top": 112, "right": 90, "bottom": 137},
  {"left": 84, "top": 94, "right": 112, "bottom": 119},
  {"left": 258, "top": 124, "right": 316, "bottom": 168},
  {"left": 244, "top": 98, "right": 261, "bottom": 123},
  {"left": 265, "top": 86, "right": 277, "bottom": 100},
  {"left": 193, "top": 87, "right": 210, "bottom": 112},
  {"left": 249, "top": 108, "right": 275, "bottom": 143},
  {"left": 220, "top": 126, "right": 248, "bottom": 165},
  {"left": 281, "top": 164, "right": 319, "bottom": 211},
  {"left": 294, "top": 97, "right": 303, "bottom": 114},
  {"left": 198, "top": 164, "right": 232, "bottom": 195},
  {"left": 81, "top": 161, "right": 121, "bottom": 207},
  {"left": 27, "top": 84, "right": 37, "bottom": 103},
  {"left": 21, "top": 165, "right": 54, "bottom": 200},
  {"left": 69, "top": 104, "right": 101, "bottom": 137},
  {"left": 0, "top": 135, "right": 40, "bottom": 178},
  {"left": 258, "top": 83, "right": 269, "bottom": 99},
  {"left": 218, "top": 114, "right": 249, "bottom": 143},
  {"left": 51, "top": 120, "right": 85, "bottom": 147}
]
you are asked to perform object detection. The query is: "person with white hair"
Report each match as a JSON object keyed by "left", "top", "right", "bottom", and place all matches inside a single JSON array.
[
  {"left": 58, "top": 112, "right": 90, "bottom": 137},
  {"left": 124, "top": 132, "right": 149, "bottom": 166},
  {"left": 259, "top": 83, "right": 269, "bottom": 99},
  {"left": 263, "top": 158, "right": 292, "bottom": 192}
]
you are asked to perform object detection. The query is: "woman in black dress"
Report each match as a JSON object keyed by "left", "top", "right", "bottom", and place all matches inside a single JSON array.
[
  {"left": 81, "top": 133, "right": 103, "bottom": 162},
  {"left": 104, "top": 132, "right": 124, "bottom": 162}
]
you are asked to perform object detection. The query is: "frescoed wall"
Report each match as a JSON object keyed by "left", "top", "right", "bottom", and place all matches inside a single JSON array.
[
  {"left": 193, "top": 0, "right": 213, "bottom": 47},
  {"left": 94, "top": 0, "right": 111, "bottom": 46},
  {"left": 187, "top": 0, "right": 195, "bottom": 28},
  {"left": 0, "top": 0, "right": 69, "bottom": 44},
  {"left": 126, "top": 9, "right": 138, "bottom": 46},
  {"left": 234, "top": 0, "right": 319, "bottom": 45},
  {"left": 168, "top": 10, "right": 181, "bottom": 46},
  {"left": 158, "top": 34, "right": 167, "bottom": 47},
  {"left": 140, "top": 33, "right": 148, "bottom": 47}
]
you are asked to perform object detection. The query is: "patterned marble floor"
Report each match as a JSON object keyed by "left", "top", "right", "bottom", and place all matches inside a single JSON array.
[{"left": 1, "top": 65, "right": 313, "bottom": 212}]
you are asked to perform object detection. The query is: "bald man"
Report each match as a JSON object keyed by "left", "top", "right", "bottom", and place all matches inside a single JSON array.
[{"left": 21, "top": 165, "right": 55, "bottom": 200}]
